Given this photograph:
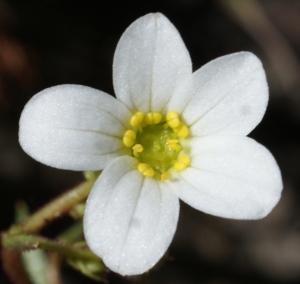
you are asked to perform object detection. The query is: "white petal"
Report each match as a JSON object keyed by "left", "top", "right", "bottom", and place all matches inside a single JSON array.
[
  {"left": 182, "top": 52, "right": 268, "bottom": 136},
  {"left": 19, "top": 85, "right": 131, "bottom": 171},
  {"left": 113, "top": 13, "right": 192, "bottom": 113},
  {"left": 84, "top": 156, "right": 179, "bottom": 275},
  {"left": 172, "top": 135, "right": 282, "bottom": 219}
]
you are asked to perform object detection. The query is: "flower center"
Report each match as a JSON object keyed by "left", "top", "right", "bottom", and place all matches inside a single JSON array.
[
  {"left": 136, "top": 124, "right": 179, "bottom": 172},
  {"left": 122, "top": 111, "right": 190, "bottom": 181}
]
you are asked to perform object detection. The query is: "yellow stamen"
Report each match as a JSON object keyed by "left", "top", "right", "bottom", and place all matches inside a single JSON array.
[
  {"left": 144, "top": 112, "right": 162, "bottom": 124},
  {"left": 174, "top": 122, "right": 189, "bottom": 138},
  {"left": 166, "top": 112, "right": 180, "bottom": 128},
  {"left": 132, "top": 144, "right": 143, "bottom": 157},
  {"left": 132, "top": 144, "right": 143, "bottom": 153},
  {"left": 137, "top": 163, "right": 155, "bottom": 177},
  {"left": 130, "top": 112, "right": 144, "bottom": 126},
  {"left": 124, "top": 110, "right": 190, "bottom": 181},
  {"left": 174, "top": 156, "right": 190, "bottom": 171},
  {"left": 123, "top": 130, "right": 136, "bottom": 147},
  {"left": 177, "top": 125, "right": 188, "bottom": 138},
  {"left": 161, "top": 172, "right": 170, "bottom": 181},
  {"left": 167, "top": 139, "right": 180, "bottom": 150}
]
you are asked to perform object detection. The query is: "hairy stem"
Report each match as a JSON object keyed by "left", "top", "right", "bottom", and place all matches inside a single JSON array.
[
  {"left": 10, "top": 179, "right": 95, "bottom": 235},
  {"left": 2, "top": 234, "right": 100, "bottom": 262}
]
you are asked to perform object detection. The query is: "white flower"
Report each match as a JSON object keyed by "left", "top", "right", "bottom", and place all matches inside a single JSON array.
[{"left": 19, "top": 13, "right": 282, "bottom": 276}]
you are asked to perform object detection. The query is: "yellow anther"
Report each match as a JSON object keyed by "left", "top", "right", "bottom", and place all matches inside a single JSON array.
[
  {"left": 167, "top": 139, "right": 180, "bottom": 150},
  {"left": 132, "top": 144, "right": 143, "bottom": 153},
  {"left": 167, "top": 139, "right": 179, "bottom": 144},
  {"left": 161, "top": 172, "right": 170, "bottom": 181},
  {"left": 174, "top": 122, "right": 189, "bottom": 138},
  {"left": 177, "top": 125, "right": 189, "bottom": 138},
  {"left": 144, "top": 112, "right": 162, "bottom": 124},
  {"left": 123, "top": 130, "right": 136, "bottom": 147},
  {"left": 132, "top": 144, "right": 143, "bottom": 157},
  {"left": 130, "top": 112, "right": 144, "bottom": 126},
  {"left": 174, "top": 156, "right": 190, "bottom": 171},
  {"left": 166, "top": 112, "right": 180, "bottom": 128},
  {"left": 137, "top": 163, "right": 155, "bottom": 177}
]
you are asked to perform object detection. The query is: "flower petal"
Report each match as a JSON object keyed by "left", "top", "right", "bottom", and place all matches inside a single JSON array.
[
  {"left": 113, "top": 13, "right": 192, "bottom": 113},
  {"left": 84, "top": 156, "right": 179, "bottom": 275},
  {"left": 182, "top": 52, "right": 268, "bottom": 136},
  {"left": 172, "top": 135, "right": 282, "bottom": 219},
  {"left": 19, "top": 85, "right": 131, "bottom": 171}
]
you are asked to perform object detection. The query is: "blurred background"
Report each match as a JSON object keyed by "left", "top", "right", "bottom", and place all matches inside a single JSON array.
[{"left": 1, "top": 0, "right": 300, "bottom": 283}]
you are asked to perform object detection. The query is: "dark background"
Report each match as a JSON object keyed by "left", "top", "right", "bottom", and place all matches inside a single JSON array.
[{"left": 1, "top": 0, "right": 300, "bottom": 283}]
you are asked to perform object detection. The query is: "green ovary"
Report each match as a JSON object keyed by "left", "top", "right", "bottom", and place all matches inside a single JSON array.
[{"left": 135, "top": 124, "right": 179, "bottom": 173}]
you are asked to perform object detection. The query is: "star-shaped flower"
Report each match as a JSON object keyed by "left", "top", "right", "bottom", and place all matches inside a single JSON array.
[{"left": 19, "top": 13, "right": 282, "bottom": 276}]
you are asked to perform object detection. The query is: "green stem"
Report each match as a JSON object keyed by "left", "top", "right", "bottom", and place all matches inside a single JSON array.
[
  {"left": 2, "top": 234, "right": 99, "bottom": 262},
  {"left": 10, "top": 179, "right": 95, "bottom": 235}
]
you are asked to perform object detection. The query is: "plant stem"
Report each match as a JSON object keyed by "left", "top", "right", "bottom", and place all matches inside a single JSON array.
[
  {"left": 2, "top": 234, "right": 100, "bottom": 262},
  {"left": 10, "top": 179, "right": 95, "bottom": 235}
]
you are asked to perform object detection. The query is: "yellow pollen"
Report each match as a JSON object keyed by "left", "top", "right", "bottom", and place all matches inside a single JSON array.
[
  {"left": 123, "top": 130, "right": 136, "bottom": 147},
  {"left": 174, "top": 156, "right": 190, "bottom": 171},
  {"left": 144, "top": 112, "right": 162, "bottom": 124},
  {"left": 174, "top": 122, "right": 189, "bottom": 138},
  {"left": 166, "top": 112, "right": 180, "bottom": 128},
  {"left": 132, "top": 144, "right": 143, "bottom": 153},
  {"left": 161, "top": 172, "right": 170, "bottom": 181},
  {"left": 167, "top": 139, "right": 180, "bottom": 150},
  {"left": 126, "top": 109, "right": 190, "bottom": 181},
  {"left": 130, "top": 112, "right": 144, "bottom": 126},
  {"left": 137, "top": 163, "right": 155, "bottom": 177},
  {"left": 132, "top": 144, "right": 143, "bottom": 157}
]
